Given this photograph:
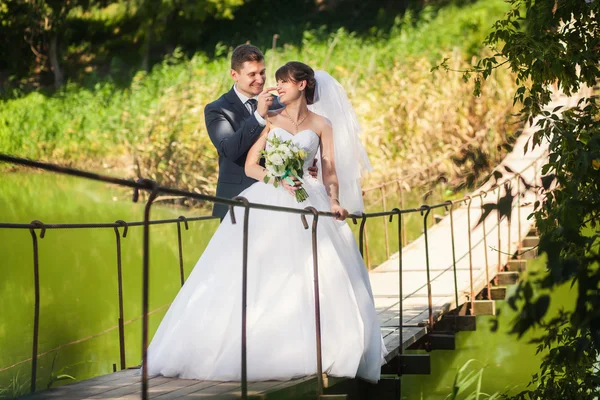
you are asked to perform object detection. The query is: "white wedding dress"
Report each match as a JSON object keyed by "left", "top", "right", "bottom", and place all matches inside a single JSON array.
[{"left": 147, "top": 127, "right": 387, "bottom": 382}]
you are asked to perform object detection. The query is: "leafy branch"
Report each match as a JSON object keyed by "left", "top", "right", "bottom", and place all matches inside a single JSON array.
[{"left": 444, "top": 0, "right": 600, "bottom": 398}]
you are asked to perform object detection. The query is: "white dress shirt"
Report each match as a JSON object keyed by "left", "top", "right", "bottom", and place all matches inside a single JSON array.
[{"left": 233, "top": 85, "right": 266, "bottom": 126}]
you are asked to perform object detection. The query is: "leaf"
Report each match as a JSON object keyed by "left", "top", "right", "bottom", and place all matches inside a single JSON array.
[
  {"left": 507, "top": 293, "right": 518, "bottom": 311},
  {"left": 511, "top": 312, "right": 535, "bottom": 338},
  {"left": 534, "top": 295, "right": 550, "bottom": 322},
  {"left": 490, "top": 317, "right": 499, "bottom": 332},
  {"left": 54, "top": 374, "right": 76, "bottom": 382},
  {"left": 541, "top": 174, "right": 556, "bottom": 190},
  {"left": 523, "top": 281, "right": 533, "bottom": 301}
]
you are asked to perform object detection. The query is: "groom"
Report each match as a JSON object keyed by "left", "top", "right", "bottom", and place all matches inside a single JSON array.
[{"left": 205, "top": 44, "right": 316, "bottom": 219}]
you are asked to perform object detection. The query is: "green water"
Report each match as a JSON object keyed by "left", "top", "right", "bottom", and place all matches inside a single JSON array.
[
  {"left": 0, "top": 172, "right": 220, "bottom": 394},
  {"left": 0, "top": 173, "right": 572, "bottom": 398},
  {"left": 401, "top": 280, "right": 569, "bottom": 399}
]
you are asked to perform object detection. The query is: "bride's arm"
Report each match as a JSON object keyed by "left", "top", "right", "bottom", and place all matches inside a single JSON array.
[
  {"left": 244, "top": 125, "right": 274, "bottom": 183},
  {"left": 245, "top": 123, "right": 299, "bottom": 195},
  {"left": 320, "top": 119, "right": 348, "bottom": 220}
]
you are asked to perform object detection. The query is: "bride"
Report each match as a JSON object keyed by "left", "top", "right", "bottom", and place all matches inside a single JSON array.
[{"left": 147, "top": 62, "right": 387, "bottom": 382}]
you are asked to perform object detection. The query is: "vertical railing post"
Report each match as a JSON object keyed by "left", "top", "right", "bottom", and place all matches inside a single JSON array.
[
  {"left": 517, "top": 178, "right": 522, "bottom": 259},
  {"left": 480, "top": 194, "right": 491, "bottom": 298},
  {"left": 359, "top": 216, "right": 371, "bottom": 269},
  {"left": 390, "top": 208, "right": 403, "bottom": 375},
  {"left": 506, "top": 183, "right": 512, "bottom": 263},
  {"left": 134, "top": 179, "right": 159, "bottom": 400},
  {"left": 233, "top": 196, "right": 251, "bottom": 400},
  {"left": 303, "top": 207, "right": 324, "bottom": 395},
  {"left": 28, "top": 220, "right": 45, "bottom": 394},
  {"left": 534, "top": 164, "right": 539, "bottom": 203},
  {"left": 445, "top": 201, "right": 459, "bottom": 309},
  {"left": 176, "top": 216, "right": 189, "bottom": 287},
  {"left": 421, "top": 206, "right": 434, "bottom": 328},
  {"left": 381, "top": 186, "right": 390, "bottom": 259},
  {"left": 114, "top": 220, "right": 128, "bottom": 371},
  {"left": 496, "top": 186, "right": 502, "bottom": 272},
  {"left": 397, "top": 181, "right": 407, "bottom": 246},
  {"left": 364, "top": 222, "right": 371, "bottom": 269},
  {"left": 465, "top": 197, "right": 475, "bottom": 315}
]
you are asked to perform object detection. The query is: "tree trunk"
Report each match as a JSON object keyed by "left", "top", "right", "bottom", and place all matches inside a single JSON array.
[
  {"left": 49, "top": 34, "right": 64, "bottom": 89},
  {"left": 142, "top": 19, "right": 155, "bottom": 72}
]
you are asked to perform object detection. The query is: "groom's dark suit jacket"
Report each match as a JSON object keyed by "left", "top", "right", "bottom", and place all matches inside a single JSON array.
[{"left": 205, "top": 86, "right": 282, "bottom": 219}]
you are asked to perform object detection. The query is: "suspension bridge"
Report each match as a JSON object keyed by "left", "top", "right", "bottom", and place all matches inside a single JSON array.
[{"left": 1, "top": 88, "right": 587, "bottom": 399}]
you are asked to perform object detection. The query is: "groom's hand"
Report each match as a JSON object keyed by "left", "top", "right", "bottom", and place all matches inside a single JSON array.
[
  {"left": 257, "top": 87, "right": 276, "bottom": 118},
  {"left": 308, "top": 159, "right": 318, "bottom": 178}
]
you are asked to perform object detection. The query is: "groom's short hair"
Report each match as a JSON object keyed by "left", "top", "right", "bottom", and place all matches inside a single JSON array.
[{"left": 231, "top": 44, "right": 264, "bottom": 72}]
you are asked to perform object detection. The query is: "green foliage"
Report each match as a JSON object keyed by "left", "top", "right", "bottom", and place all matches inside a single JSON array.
[
  {"left": 45, "top": 353, "right": 78, "bottom": 390},
  {"left": 0, "top": 371, "right": 28, "bottom": 399},
  {"left": 446, "top": 359, "right": 502, "bottom": 400},
  {"left": 445, "top": 0, "right": 600, "bottom": 398},
  {"left": 512, "top": 311, "right": 600, "bottom": 399},
  {"left": 0, "top": 0, "right": 519, "bottom": 203}
]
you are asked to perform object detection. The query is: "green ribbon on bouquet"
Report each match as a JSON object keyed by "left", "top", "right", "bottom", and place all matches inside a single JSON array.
[
  {"left": 280, "top": 170, "right": 305, "bottom": 187},
  {"left": 277, "top": 170, "right": 309, "bottom": 203}
]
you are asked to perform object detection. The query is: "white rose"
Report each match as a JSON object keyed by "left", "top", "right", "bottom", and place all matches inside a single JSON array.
[
  {"left": 268, "top": 153, "right": 284, "bottom": 166},
  {"left": 280, "top": 146, "right": 293, "bottom": 158},
  {"left": 266, "top": 164, "right": 285, "bottom": 177}
]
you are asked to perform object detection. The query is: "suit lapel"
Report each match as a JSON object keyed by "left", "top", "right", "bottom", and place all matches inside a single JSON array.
[{"left": 225, "top": 87, "right": 250, "bottom": 118}]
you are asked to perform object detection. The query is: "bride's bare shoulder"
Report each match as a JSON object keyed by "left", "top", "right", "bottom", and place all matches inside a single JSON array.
[{"left": 310, "top": 113, "right": 332, "bottom": 135}]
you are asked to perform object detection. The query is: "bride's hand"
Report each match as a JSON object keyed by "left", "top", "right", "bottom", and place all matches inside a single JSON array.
[
  {"left": 330, "top": 201, "right": 348, "bottom": 221},
  {"left": 281, "top": 177, "right": 301, "bottom": 196}
]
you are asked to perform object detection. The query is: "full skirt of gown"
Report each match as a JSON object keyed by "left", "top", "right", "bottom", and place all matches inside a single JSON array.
[{"left": 146, "top": 175, "right": 387, "bottom": 382}]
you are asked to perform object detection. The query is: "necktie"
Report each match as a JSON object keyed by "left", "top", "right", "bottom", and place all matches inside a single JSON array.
[{"left": 246, "top": 98, "right": 258, "bottom": 115}]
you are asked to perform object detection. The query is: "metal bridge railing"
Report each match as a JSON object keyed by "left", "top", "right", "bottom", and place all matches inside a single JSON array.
[{"left": 0, "top": 152, "right": 543, "bottom": 399}]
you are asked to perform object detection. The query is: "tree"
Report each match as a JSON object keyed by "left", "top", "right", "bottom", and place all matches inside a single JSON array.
[
  {"left": 132, "top": 0, "right": 245, "bottom": 71},
  {"left": 0, "top": 1, "right": 33, "bottom": 89},
  {"left": 437, "top": 0, "right": 600, "bottom": 398},
  {"left": 22, "top": 0, "right": 96, "bottom": 88}
]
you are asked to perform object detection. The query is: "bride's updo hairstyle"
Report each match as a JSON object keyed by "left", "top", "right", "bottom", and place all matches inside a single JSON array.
[{"left": 275, "top": 62, "right": 317, "bottom": 105}]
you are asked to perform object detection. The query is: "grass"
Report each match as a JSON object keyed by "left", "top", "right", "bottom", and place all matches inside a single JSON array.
[
  {"left": 0, "top": 371, "right": 28, "bottom": 399},
  {"left": 446, "top": 359, "right": 502, "bottom": 400},
  {"left": 0, "top": 0, "right": 519, "bottom": 208}
]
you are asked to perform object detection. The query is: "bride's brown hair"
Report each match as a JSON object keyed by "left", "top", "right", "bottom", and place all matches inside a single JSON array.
[{"left": 275, "top": 62, "right": 317, "bottom": 105}]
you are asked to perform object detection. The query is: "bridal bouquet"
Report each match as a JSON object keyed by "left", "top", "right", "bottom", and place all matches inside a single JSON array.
[{"left": 260, "top": 136, "right": 309, "bottom": 202}]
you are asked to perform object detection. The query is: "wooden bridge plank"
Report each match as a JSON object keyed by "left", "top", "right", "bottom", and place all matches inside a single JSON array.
[{"left": 150, "top": 381, "right": 223, "bottom": 399}]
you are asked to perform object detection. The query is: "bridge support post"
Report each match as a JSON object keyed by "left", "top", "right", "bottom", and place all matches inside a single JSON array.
[
  {"left": 435, "top": 314, "right": 477, "bottom": 332},
  {"left": 427, "top": 332, "right": 456, "bottom": 350},
  {"left": 381, "top": 354, "right": 431, "bottom": 375}
]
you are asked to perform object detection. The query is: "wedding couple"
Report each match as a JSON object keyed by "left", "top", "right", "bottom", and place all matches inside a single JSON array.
[{"left": 147, "top": 44, "right": 387, "bottom": 383}]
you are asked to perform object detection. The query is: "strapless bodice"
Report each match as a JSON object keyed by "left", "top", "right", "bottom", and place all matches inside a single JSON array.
[{"left": 267, "top": 127, "right": 320, "bottom": 171}]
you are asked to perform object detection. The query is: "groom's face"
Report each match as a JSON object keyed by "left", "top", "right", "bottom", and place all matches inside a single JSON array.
[{"left": 231, "top": 61, "right": 266, "bottom": 98}]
